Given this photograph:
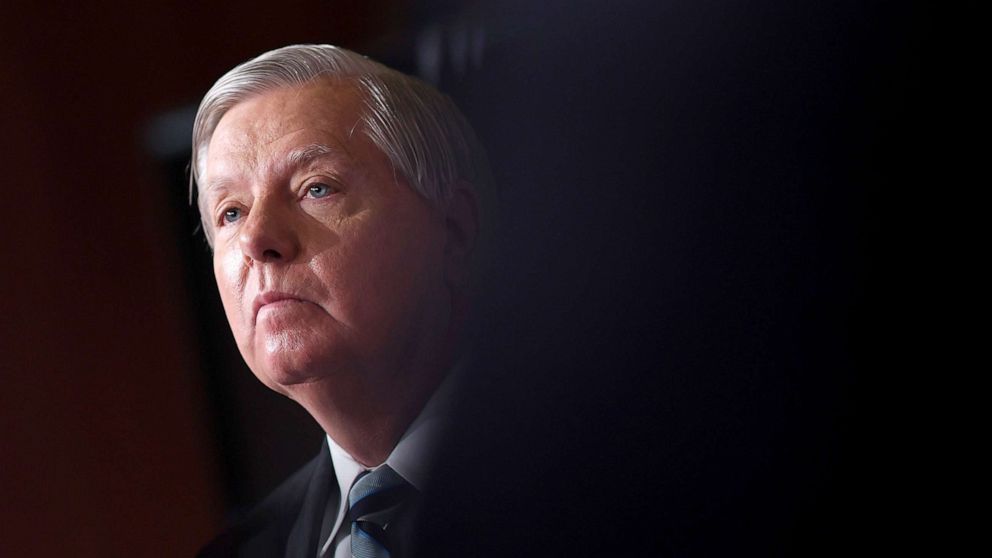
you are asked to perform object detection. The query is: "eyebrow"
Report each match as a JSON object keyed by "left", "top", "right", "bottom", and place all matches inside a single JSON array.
[
  {"left": 202, "top": 177, "right": 233, "bottom": 199},
  {"left": 286, "top": 143, "right": 341, "bottom": 169},
  {"left": 202, "top": 142, "right": 344, "bottom": 198}
]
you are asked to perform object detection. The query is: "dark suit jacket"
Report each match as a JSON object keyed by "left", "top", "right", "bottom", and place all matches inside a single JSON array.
[
  {"left": 198, "top": 439, "right": 333, "bottom": 558},
  {"left": 197, "top": 438, "right": 425, "bottom": 558}
]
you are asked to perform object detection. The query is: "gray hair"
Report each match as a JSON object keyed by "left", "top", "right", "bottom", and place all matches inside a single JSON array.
[{"left": 190, "top": 44, "right": 491, "bottom": 245}]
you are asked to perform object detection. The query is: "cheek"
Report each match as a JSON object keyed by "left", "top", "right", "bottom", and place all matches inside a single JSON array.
[
  {"left": 361, "top": 221, "right": 444, "bottom": 315},
  {"left": 217, "top": 247, "right": 245, "bottom": 291},
  {"left": 214, "top": 248, "right": 248, "bottom": 324},
  {"left": 312, "top": 218, "right": 440, "bottom": 325}
]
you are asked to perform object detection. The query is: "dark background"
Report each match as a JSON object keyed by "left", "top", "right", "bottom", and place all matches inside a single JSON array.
[{"left": 1, "top": 1, "right": 929, "bottom": 556}]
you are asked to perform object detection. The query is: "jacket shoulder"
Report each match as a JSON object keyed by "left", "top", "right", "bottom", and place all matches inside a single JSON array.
[{"left": 197, "top": 442, "right": 329, "bottom": 558}]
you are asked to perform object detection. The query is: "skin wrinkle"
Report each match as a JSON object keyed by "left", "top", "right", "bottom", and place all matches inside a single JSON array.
[
  {"left": 194, "top": 67, "right": 479, "bottom": 245},
  {"left": 204, "top": 80, "right": 473, "bottom": 466},
  {"left": 206, "top": 137, "right": 354, "bottom": 239}
]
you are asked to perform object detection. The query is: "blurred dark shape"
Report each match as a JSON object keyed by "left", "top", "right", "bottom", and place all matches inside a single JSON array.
[{"left": 405, "top": 1, "right": 927, "bottom": 556}]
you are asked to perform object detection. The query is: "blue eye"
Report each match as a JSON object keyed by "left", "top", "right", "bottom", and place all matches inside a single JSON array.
[
  {"left": 307, "top": 183, "right": 332, "bottom": 198},
  {"left": 222, "top": 207, "right": 242, "bottom": 224}
]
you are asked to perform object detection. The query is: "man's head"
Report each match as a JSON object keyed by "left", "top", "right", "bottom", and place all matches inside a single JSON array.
[
  {"left": 191, "top": 44, "right": 488, "bottom": 246},
  {"left": 190, "top": 45, "right": 486, "bottom": 432}
]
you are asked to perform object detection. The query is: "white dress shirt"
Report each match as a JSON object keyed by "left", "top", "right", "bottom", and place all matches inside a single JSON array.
[{"left": 317, "top": 367, "right": 460, "bottom": 557}]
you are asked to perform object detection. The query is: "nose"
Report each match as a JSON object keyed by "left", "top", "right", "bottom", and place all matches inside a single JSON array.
[{"left": 238, "top": 198, "right": 301, "bottom": 264}]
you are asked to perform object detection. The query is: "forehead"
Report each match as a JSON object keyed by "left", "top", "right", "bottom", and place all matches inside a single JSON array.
[{"left": 204, "top": 80, "right": 365, "bottom": 177}]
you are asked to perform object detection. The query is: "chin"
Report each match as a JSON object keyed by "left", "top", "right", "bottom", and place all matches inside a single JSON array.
[
  {"left": 256, "top": 364, "right": 318, "bottom": 392},
  {"left": 242, "top": 341, "right": 335, "bottom": 394}
]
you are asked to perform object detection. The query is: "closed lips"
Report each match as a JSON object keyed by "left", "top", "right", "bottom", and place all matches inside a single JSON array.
[{"left": 253, "top": 292, "right": 309, "bottom": 322}]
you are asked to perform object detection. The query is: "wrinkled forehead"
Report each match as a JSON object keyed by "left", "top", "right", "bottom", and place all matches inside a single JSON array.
[{"left": 199, "top": 79, "right": 366, "bottom": 183}]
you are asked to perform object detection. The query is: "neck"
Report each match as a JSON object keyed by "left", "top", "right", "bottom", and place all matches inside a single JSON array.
[
  {"left": 292, "top": 291, "right": 468, "bottom": 467},
  {"left": 296, "top": 357, "right": 450, "bottom": 467}
]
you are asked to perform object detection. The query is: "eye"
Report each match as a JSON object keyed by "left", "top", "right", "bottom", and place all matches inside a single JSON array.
[
  {"left": 221, "top": 207, "right": 242, "bottom": 224},
  {"left": 306, "top": 182, "right": 335, "bottom": 199}
]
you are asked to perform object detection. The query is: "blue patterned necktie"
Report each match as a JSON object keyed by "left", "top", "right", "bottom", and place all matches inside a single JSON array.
[{"left": 348, "top": 465, "right": 415, "bottom": 558}]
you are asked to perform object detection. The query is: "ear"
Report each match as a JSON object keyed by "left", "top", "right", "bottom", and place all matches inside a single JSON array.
[{"left": 443, "top": 181, "right": 480, "bottom": 289}]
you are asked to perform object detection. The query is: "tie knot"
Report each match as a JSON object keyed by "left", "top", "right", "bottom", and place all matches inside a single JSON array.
[
  {"left": 349, "top": 465, "right": 410, "bottom": 509},
  {"left": 348, "top": 466, "right": 417, "bottom": 557}
]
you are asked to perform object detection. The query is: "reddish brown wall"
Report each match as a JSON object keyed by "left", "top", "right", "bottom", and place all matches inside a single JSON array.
[{"left": 0, "top": 2, "right": 401, "bottom": 555}]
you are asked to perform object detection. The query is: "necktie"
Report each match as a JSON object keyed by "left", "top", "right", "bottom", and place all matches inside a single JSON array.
[{"left": 348, "top": 465, "right": 415, "bottom": 558}]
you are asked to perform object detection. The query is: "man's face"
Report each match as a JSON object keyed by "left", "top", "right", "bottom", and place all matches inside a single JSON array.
[{"left": 201, "top": 80, "right": 450, "bottom": 396}]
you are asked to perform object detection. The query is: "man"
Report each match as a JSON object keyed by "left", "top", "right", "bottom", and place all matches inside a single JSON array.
[{"left": 192, "top": 44, "right": 487, "bottom": 558}]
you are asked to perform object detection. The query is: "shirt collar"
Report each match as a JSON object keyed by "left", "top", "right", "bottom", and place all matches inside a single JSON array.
[
  {"left": 320, "top": 358, "right": 467, "bottom": 557},
  {"left": 325, "top": 357, "right": 465, "bottom": 492}
]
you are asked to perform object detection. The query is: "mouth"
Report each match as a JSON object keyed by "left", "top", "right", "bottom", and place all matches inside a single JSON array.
[{"left": 252, "top": 291, "right": 310, "bottom": 324}]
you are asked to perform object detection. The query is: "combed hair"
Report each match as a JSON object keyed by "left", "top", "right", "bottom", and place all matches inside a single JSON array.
[{"left": 190, "top": 44, "right": 491, "bottom": 245}]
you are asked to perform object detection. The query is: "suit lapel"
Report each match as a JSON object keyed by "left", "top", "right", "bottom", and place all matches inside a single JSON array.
[{"left": 285, "top": 438, "right": 334, "bottom": 558}]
